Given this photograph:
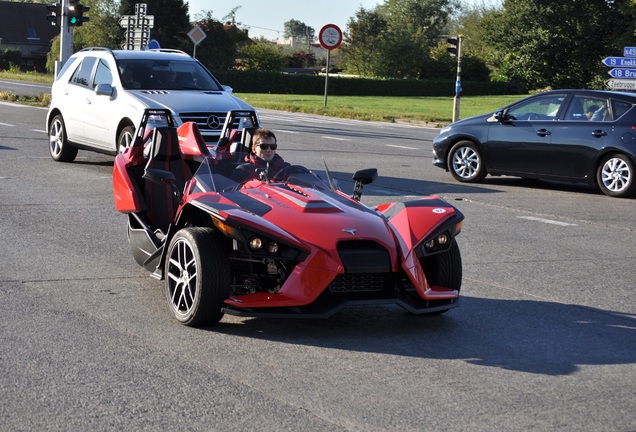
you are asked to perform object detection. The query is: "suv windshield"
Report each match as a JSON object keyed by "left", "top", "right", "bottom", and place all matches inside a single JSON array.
[{"left": 118, "top": 59, "right": 223, "bottom": 91}]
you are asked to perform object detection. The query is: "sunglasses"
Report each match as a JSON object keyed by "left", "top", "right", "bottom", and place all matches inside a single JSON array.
[{"left": 256, "top": 143, "right": 277, "bottom": 150}]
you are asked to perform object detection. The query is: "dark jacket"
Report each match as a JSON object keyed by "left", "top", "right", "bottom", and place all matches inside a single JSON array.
[{"left": 232, "top": 154, "right": 290, "bottom": 182}]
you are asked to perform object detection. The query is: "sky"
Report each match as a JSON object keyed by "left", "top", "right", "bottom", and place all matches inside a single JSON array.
[
  {"left": 184, "top": 0, "right": 386, "bottom": 40},
  {"left": 184, "top": 0, "right": 500, "bottom": 40}
]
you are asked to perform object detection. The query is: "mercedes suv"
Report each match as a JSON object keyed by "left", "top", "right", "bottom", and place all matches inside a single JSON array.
[{"left": 46, "top": 47, "right": 254, "bottom": 162}]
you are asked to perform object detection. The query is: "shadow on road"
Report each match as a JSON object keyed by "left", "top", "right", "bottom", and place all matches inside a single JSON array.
[{"left": 214, "top": 296, "right": 636, "bottom": 376}]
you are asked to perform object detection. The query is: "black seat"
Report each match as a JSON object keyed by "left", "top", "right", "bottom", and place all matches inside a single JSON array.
[{"left": 143, "top": 127, "right": 191, "bottom": 233}]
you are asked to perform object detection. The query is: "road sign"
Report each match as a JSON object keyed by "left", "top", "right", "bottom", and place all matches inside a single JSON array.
[
  {"left": 602, "top": 57, "right": 636, "bottom": 67},
  {"left": 187, "top": 26, "right": 207, "bottom": 45},
  {"left": 605, "top": 79, "right": 636, "bottom": 90},
  {"left": 319, "top": 24, "right": 343, "bottom": 50},
  {"left": 608, "top": 68, "right": 636, "bottom": 78},
  {"left": 624, "top": 47, "right": 636, "bottom": 57}
]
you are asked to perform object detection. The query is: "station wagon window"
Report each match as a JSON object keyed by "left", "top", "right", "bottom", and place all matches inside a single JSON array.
[
  {"left": 611, "top": 99, "right": 632, "bottom": 120},
  {"left": 70, "top": 57, "right": 97, "bottom": 87},
  {"left": 564, "top": 96, "right": 609, "bottom": 121},
  {"left": 508, "top": 95, "right": 566, "bottom": 121},
  {"left": 92, "top": 59, "right": 112, "bottom": 89}
]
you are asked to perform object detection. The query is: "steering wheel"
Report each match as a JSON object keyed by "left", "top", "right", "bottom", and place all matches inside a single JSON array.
[
  {"left": 527, "top": 113, "right": 545, "bottom": 121},
  {"left": 271, "top": 165, "right": 310, "bottom": 181}
]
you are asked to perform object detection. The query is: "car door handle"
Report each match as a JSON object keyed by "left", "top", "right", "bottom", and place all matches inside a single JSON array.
[
  {"left": 536, "top": 129, "right": 551, "bottom": 136},
  {"left": 85, "top": 98, "right": 91, "bottom": 104},
  {"left": 592, "top": 130, "right": 607, "bottom": 137}
]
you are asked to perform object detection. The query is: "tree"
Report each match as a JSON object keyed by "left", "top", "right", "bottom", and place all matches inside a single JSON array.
[
  {"left": 482, "top": 0, "right": 636, "bottom": 90},
  {"left": 340, "top": 0, "right": 458, "bottom": 78},
  {"left": 283, "top": 19, "right": 315, "bottom": 43},
  {"left": 119, "top": 0, "right": 191, "bottom": 51},
  {"left": 238, "top": 42, "right": 288, "bottom": 71},
  {"left": 340, "top": 7, "right": 389, "bottom": 76},
  {"left": 191, "top": 11, "right": 250, "bottom": 72}
]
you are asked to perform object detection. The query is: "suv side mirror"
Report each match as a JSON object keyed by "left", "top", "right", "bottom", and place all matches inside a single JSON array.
[{"left": 95, "top": 83, "right": 113, "bottom": 97}]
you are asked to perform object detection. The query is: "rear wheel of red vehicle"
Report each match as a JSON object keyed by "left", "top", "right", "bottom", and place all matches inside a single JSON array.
[
  {"left": 49, "top": 114, "right": 78, "bottom": 162},
  {"left": 448, "top": 140, "right": 486, "bottom": 183},
  {"left": 165, "top": 228, "right": 230, "bottom": 327}
]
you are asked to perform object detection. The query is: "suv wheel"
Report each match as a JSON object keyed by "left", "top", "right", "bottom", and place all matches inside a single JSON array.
[
  {"left": 117, "top": 125, "right": 136, "bottom": 153},
  {"left": 49, "top": 115, "right": 78, "bottom": 162}
]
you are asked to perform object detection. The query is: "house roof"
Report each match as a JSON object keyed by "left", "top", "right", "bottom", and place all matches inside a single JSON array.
[{"left": 0, "top": 1, "right": 59, "bottom": 46}]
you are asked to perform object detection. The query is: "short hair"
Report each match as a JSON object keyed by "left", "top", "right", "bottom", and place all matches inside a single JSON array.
[
  {"left": 587, "top": 105, "right": 599, "bottom": 114},
  {"left": 253, "top": 128, "right": 276, "bottom": 146}
]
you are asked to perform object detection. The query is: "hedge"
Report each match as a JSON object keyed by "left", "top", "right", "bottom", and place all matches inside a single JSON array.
[{"left": 213, "top": 70, "right": 525, "bottom": 97}]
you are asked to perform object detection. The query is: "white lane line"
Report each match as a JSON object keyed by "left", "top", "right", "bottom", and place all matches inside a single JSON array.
[
  {"left": 273, "top": 129, "right": 299, "bottom": 134},
  {"left": 386, "top": 144, "right": 417, "bottom": 150},
  {"left": 321, "top": 136, "right": 351, "bottom": 141},
  {"left": 517, "top": 216, "right": 578, "bottom": 226},
  {"left": 0, "top": 122, "right": 15, "bottom": 127}
]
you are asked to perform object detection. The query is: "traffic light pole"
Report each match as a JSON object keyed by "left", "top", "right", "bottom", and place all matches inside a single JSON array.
[
  {"left": 452, "top": 35, "right": 463, "bottom": 123},
  {"left": 57, "top": 0, "right": 73, "bottom": 74}
]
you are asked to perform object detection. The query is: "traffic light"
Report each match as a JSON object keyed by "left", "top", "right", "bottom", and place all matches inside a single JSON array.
[
  {"left": 46, "top": 2, "right": 61, "bottom": 26},
  {"left": 68, "top": 0, "right": 90, "bottom": 27},
  {"left": 447, "top": 37, "right": 458, "bottom": 57}
]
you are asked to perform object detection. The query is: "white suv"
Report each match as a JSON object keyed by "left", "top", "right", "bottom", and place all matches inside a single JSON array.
[{"left": 46, "top": 47, "right": 254, "bottom": 162}]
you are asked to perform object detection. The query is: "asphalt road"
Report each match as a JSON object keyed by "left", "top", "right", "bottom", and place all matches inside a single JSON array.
[
  {"left": 1, "top": 102, "right": 635, "bottom": 431},
  {"left": 0, "top": 78, "right": 51, "bottom": 97}
]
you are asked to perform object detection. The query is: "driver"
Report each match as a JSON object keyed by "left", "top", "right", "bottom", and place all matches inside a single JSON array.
[{"left": 232, "top": 128, "right": 290, "bottom": 182}]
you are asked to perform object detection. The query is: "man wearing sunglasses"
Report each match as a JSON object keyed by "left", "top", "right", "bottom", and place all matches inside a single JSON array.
[{"left": 232, "top": 128, "right": 290, "bottom": 182}]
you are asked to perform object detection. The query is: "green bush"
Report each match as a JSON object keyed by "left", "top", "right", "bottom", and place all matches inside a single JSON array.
[{"left": 214, "top": 70, "right": 524, "bottom": 97}]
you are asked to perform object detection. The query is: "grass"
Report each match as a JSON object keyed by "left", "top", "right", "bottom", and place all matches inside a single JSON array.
[
  {"left": 0, "top": 70, "right": 524, "bottom": 124},
  {"left": 235, "top": 93, "right": 523, "bottom": 126}
]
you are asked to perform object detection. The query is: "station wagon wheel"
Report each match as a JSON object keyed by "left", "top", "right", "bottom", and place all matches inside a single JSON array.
[
  {"left": 596, "top": 153, "right": 635, "bottom": 198},
  {"left": 165, "top": 228, "right": 231, "bottom": 327},
  {"left": 49, "top": 114, "right": 78, "bottom": 162},
  {"left": 117, "top": 125, "right": 136, "bottom": 153},
  {"left": 448, "top": 140, "right": 486, "bottom": 183}
]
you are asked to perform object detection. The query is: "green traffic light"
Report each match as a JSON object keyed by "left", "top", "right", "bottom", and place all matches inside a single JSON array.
[{"left": 69, "top": 17, "right": 78, "bottom": 24}]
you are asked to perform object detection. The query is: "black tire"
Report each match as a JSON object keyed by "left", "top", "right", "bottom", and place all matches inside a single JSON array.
[
  {"left": 48, "top": 114, "right": 78, "bottom": 162},
  {"left": 165, "top": 228, "right": 231, "bottom": 327},
  {"left": 596, "top": 153, "right": 635, "bottom": 198},
  {"left": 117, "top": 125, "right": 136, "bottom": 153},
  {"left": 448, "top": 140, "right": 486, "bottom": 183},
  {"left": 425, "top": 239, "right": 462, "bottom": 293}
]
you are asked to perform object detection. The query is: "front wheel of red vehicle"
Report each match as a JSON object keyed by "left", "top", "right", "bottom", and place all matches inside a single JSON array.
[
  {"left": 448, "top": 141, "right": 486, "bottom": 183},
  {"left": 49, "top": 114, "right": 78, "bottom": 162},
  {"left": 425, "top": 239, "right": 462, "bottom": 292},
  {"left": 596, "top": 153, "right": 635, "bottom": 198},
  {"left": 165, "top": 228, "right": 230, "bottom": 327}
]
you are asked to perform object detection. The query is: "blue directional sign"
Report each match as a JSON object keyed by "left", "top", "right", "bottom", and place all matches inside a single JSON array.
[
  {"left": 608, "top": 68, "right": 636, "bottom": 78},
  {"left": 602, "top": 57, "right": 636, "bottom": 67},
  {"left": 624, "top": 47, "right": 636, "bottom": 57}
]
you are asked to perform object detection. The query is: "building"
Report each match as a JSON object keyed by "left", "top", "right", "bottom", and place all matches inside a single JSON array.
[{"left": 0, "top": 1, "right": 59, "bottom": 71}]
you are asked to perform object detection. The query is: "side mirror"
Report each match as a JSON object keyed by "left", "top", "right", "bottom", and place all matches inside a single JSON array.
[
  {"left": 95, "top": 83, "right": 113, "bottom": 97},
  {"left": 351, "top": 168, "right": 378, "bottom": 201},
  {"left": 222, "top": 85, "right": 233, "bottom": 94},
  {"left": 353, "top": 168, "right": 378, "bottom": 185}
]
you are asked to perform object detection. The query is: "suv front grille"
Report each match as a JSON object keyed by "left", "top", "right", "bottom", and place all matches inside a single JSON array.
[{"left": 179, "top": 112, "right": 241, "bottom": 134}]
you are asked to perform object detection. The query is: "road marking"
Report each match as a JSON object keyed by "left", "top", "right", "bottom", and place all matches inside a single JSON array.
[
  {"left": 0, "top": 122, "right": 14, "bottom": 127},
  {"left": 273, "top": 129, "right": 298, "bottom": 134},
  {"left": 517, "top": 216, "right": 578, "bottom": 226},
  {"left": 386, "top": 144, "right": 417, "bottom": 150},
  {"left": 321, "top": 136, "right": 350, "bottom": 141}
]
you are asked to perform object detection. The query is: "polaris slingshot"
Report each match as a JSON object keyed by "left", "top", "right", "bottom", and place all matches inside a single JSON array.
[{"left": 113, "top": 109, "right": 465, "bottom": 326}]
